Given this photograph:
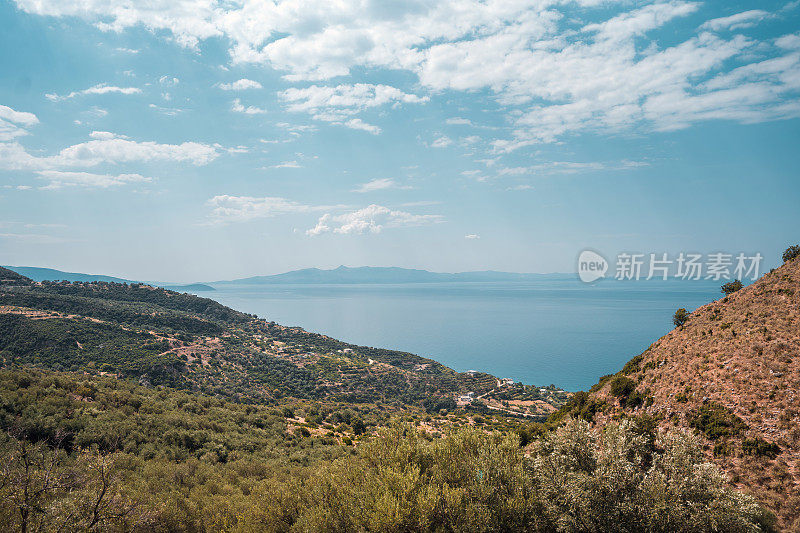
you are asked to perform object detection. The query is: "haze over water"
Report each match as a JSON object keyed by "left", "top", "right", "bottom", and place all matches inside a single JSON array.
[{"left": 204, "top": 278, "right": 723, "bottom": 391}]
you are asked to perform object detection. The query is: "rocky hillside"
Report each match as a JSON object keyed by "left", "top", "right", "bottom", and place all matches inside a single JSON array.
[{"left": 575, "top": 253, "right": 800, "bottom": 528}]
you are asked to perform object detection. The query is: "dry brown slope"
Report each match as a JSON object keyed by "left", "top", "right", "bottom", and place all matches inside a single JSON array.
[{"left": 589, "top": 255, "right": 800, "bottom": 529}]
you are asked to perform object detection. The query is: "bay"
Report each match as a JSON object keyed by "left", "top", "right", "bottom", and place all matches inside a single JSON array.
[{"left": 202, "top": 278, "right": 723, "bottom": 391}]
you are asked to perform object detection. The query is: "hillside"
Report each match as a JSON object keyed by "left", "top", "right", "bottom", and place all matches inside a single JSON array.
[
  {"left": 0, "top": 264, "right": 785, "bottom": 531},
  {"left": 2, "top": 266, "right": 132, "bottom": 284},
  {"left": 564, "top": 253, "right": 800, "bottom": 528},
  {"left": 0, "top": 268, "right": 566, "bottom": 416}
]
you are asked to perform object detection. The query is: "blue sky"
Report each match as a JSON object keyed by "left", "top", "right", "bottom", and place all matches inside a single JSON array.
[{"left": 0, "top": 0, "right": 799, "bottom": 281}]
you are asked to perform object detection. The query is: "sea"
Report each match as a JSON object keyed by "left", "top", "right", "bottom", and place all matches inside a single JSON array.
[{"left": 202, "top": 278, "right": 724, "bottom": 391}]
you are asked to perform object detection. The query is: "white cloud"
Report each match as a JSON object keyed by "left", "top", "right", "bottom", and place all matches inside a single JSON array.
[
  {"left": 701, "top": 10, "right": 770, "bottom": 32},
  {"left": 14, "top": 1, "right": 800, "bottom": 144},
  {"left": 219, "top": 78, "right": 263, "bottom": 90},
  {"left": 307, "top": 204, "right": 443, "bottom": 236},
  {"left": 0, "top": 104, "right": 39, "bottom": 141},
  {"left": 37, "top": 170, "right": 152, "bottom": 189},
  {"left": 583, "top": 1, "right": 700, "bottom": 42},
  {"left": 206, "top": 195, "right": 327, "bottom": 223},
  {"left": 352, "top": 178, "right": 412, "bottom": 193},
  {"left": 0, "top": 105, "right": 39, "bottom": 127},
  {"left": 465, "top": 234, "right": 480, "bottom": 239},
  {"left": 280, "top": 83, "right": 426, "bottom": 133},
  {"left": 281, "top": 84, "right": 427, "bottom": 115},
  {"left": 149, "top": 103, "right": 183, "bottom": 116},
  {"left": 51, "top": 134, "right": 219, "bottom": 167},
  {"left": 446, "top": 117, "right": 473, "bottom": 125},
  {"left": 342, "top": 118, "right": 380, "bottom": 134},
  {"left": 45, "top": 83, "right": 141, "bottom": 101},
  {"left": 232, "top": 98, "right": 267, "bottom": 114},
  {"left": 276, "top": 122, "right": 317, "bottom": 134},
  {"left": 0, "top": 133, "right": 219, "bottom": 170},
  {"left": 271, "top": 160, "right": 301, "bottom": 168},
  {"left": 431, "top": 136, "right": 453, "bottom": 148},
  {"left": 492, "top": 159, "right": 647, "bottom": 177},
  {"left": 89, "top": 130, "right": 125, "bottom": 140},
  {"left": 776, "top": 33, "right": 800, "bottom": 50},
  {"left": 159, "top": 75, "right": 180, "bottom": 86}
]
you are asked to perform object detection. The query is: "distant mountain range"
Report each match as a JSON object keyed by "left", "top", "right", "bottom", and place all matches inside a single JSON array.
[
  {"left": 4, "top": 264, "right": 573, "bottom": 287},
  {"left": 211, "top": 266, "right": 571, "bottom": 285}
]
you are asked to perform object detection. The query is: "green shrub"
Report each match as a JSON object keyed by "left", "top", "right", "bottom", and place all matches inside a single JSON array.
[
  {"left": 782, "top": 244, "right": 800, "bottom": 263},
  {"left": 589, "top": 374, "right": 613, "bottom": 393},
  {"left": 721, "top": 280, "right": 744, "bottom": 295},
  {"left": 673, "top": 308, "right": 690, "bottom": 327},
  {"left": 621, "top": 355, "right": 643, "bottom": 375},
  {"left": 742, "top": 437, "right": 780, "bottom": 458},
  {"left": 547, "top": 391, "right": 605, "bottom": 424},
  {"left": 610, "top": 376, "right": 636, "bottom": 398},
  {"left": 689, "top": 402, "right": 747, "bottom": 440},
  {"left": 291, "top": 420, "right": 770, "bottom": 532}
]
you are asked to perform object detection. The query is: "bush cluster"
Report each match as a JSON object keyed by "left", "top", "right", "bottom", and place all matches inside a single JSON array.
[{"left": 782, "top": 245, "right": 800, "bottom": 263}]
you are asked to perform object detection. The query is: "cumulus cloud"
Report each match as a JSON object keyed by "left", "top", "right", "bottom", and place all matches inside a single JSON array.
[
  {"left": 13, "top": 0, "right": 800, "bottom": 144},
  {"left": 342, "top": 118, "right": 380, "bottom": 134},
  {"left": 0, "top": 105, "right": 39, "bottom": 127},
  {"left": 232, "top": 98, "right": 267, "bottom": 114},
  {"left": 51, "top": 134, "right": 219, "bottom": 167},
  {"left": 352, "top": 178, "right": 412, "bottom": 193},
  {"left": 0, "top": 132, "right": 219, "bottom": 170},
  {"left": 0, "top": 104, "right": 39, "bottom": 141},
  {"left": 45, "top": 83, "right": 141, "bottom": 101},
  {"left": 465, "top": 234, "right": 480, "bottom": 239},
  {"left": 307, "top": 204, "right": 442, "bottom": 236},
  {"left": 219, "top": 78, "right": 263, "bottom": 90}
]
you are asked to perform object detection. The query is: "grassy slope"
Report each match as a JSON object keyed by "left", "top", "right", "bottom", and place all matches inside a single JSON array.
[{"left": 561, "top": 256, "right": 800, "bottom": 528}]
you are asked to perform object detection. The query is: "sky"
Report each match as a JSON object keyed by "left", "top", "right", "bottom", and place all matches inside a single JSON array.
[{"left": 0, "top": 0, "right": 799, "bottom": 282}]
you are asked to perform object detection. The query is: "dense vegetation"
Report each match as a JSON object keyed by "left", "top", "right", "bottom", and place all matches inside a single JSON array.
[
  {"left": 0, "top": 314, "right": 183, "bottom": 385},
  {"left": 0, "top": 273, "right": 559, "bottom": 411},
  {"left": 0, "top": 369, "right": 774, "bottom": 532},
  {"left": 0, "top": 265, "right": 786, "bottom": 530}
]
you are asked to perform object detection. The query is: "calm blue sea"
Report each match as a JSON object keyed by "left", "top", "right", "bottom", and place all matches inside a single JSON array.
[{"left": 202, "top": 279, "right": 723, "bottom": 391}]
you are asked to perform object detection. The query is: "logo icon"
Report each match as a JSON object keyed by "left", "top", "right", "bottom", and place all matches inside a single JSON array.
[{"left": 577, "top": 250, "right": 608, "bottom": 283}]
